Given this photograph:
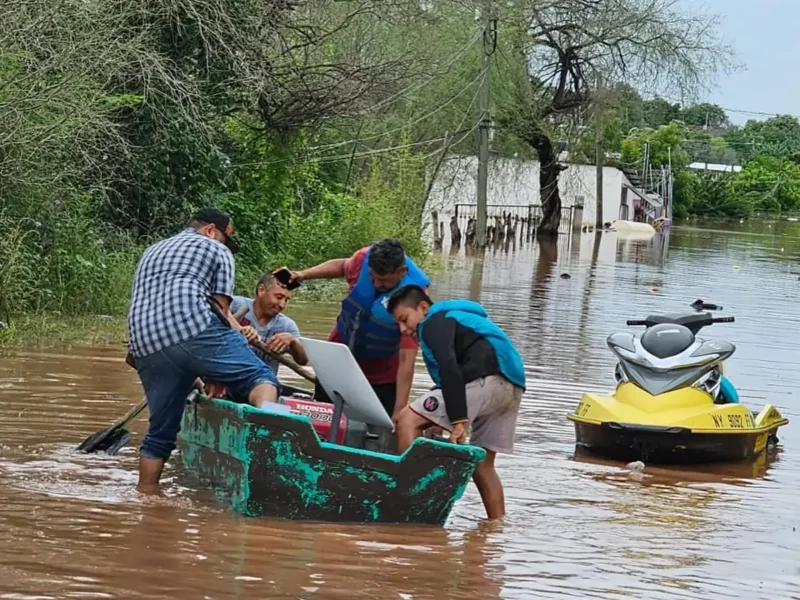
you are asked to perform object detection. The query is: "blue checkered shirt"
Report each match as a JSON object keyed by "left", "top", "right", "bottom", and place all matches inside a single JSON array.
[{"left": 127, "top": 228, "right": 235, "bottom": 357}]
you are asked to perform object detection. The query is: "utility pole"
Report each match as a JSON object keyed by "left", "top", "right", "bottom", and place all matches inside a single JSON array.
[
  {"left": 667, "top": 146, "right": 673, "bottom": 220},
  {"left": 594, "top": 76, "right": 604, "bottom": 229},
  {"left": 475, "top": 8, "right": 495, "bottom": 247}
]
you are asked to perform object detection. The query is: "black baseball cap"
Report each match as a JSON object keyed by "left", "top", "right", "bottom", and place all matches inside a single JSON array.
[{"left": 191, "top": 208, "right": 240, "bottom": 254}]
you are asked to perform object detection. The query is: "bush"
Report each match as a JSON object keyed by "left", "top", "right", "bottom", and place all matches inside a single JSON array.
[{"left": 0, "top": 197, "right": 143, "bottom": 317}]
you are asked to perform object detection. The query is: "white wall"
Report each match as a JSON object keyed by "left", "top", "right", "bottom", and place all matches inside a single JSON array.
[{"left": 424, "top": 155, "right": 631, "bottom": 242}]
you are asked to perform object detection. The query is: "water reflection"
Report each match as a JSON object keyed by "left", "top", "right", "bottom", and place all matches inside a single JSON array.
[
  {"left": 1, "top": 223, "right": 800, "bottom": 599},
  {"left": 572, "top": 447, "right": 780, "bottom": 487}
]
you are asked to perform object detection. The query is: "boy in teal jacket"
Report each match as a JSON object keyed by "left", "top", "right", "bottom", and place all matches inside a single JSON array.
[{"left": 387, "top": 285, "right": 526, "bottom": 519}]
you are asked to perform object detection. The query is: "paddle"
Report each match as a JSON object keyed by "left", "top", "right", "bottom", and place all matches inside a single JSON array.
[
  {"left": 77, "top": 394, "right": 148, "bottom": 455},
  {"left": 250, "top": 338, "right": 316, "bottom": 383},
  {"left": 78, "top": 306, "right": 316, "bottom": 455},
  {"left": 231, "top": 302, "right": 317, "bottom": 383}
]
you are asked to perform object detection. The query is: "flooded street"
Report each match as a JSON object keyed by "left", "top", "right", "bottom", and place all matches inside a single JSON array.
[{"left": 1, "top": 223, "right": 799, "bottom": 599}]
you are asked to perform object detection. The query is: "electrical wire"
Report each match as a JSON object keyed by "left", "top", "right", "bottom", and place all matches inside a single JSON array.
[
  {"left": 306, "top": 66, "right": 487, "bottom": 155},
  {"left": 659, "top": 95, "right": 800, "bottom": 121},
  {"left": 351, "top": 31, "right": 483, "bottom": 117},
  {"left": 234, "top": 65, "right": 488, "bottom": 170}
]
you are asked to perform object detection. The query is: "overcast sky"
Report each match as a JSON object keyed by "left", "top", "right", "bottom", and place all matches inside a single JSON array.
[{"left": 697, "top": 0, "right": 799, "bottom": 125}]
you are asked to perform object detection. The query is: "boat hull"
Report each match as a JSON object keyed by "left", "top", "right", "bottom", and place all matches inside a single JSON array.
[
  {"left": 178, "top": 397, "right": 485, "bottom": 525},
  {"left": 572, "top": 420, "right": 780, "bottom": 464}
]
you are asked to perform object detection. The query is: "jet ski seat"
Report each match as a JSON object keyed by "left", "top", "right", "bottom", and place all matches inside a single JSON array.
[{"left": 640, "top": 323, "right": 695, "bottom": 359}]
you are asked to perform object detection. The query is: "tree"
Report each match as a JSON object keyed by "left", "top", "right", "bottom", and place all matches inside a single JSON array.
[
  {"left": 2, "top": 0, "right": 434, "bottom": 235},
  {"left": 671, "top": 170, "right": 698, "bottom": 219},
  {"left": 679, "top": 103, "right": 729, "bottom": 130},
  {"left": 735, "top": 155, "right": 800, "bottom": 212},
  {"left": 736, "top": 115, "right": 800, "bottom": 163},
  {"left": 682, "top": 131, "right": 741, "bottom": 165},
  {"left": 690, "top": 174, "right": 746, "bottom": 218},
  {"left": 498, "top": 0, "right": 731, "bottom": 236},
  {"left": 621, "top": 122, "right": 692, "bottom": 169},
  {"left": 641, "top": 98, "right": 682, "bottom": 130}
]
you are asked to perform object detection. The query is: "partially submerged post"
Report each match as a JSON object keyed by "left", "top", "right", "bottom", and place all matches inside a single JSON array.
[
  {"left": 450, "top": 215, "right": 462, "bottom": 247},
  {"left": 431, "top": 210, "right": 442, "bottom": 249},
  {"left": 573, "top": 196, "right": 585, "bottom": 234}
]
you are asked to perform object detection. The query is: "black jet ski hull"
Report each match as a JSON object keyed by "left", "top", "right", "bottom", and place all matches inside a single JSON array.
[{"left": 573, "top": 421, "right": 780, "bottom": 464}]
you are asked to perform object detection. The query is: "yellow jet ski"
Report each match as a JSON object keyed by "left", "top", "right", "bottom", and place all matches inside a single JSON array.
[{"left": 567, "top": 312, "right": 789, "bottom": 464}]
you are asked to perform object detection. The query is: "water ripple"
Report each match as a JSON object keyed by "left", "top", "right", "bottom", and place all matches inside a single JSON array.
[{"left": 0, "top": 225, "right": 799, "bottom": 599}]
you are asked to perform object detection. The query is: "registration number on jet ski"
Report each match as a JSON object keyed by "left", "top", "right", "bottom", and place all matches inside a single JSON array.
[{"left": 711, "top": 413, "right": 754, "bottom": 429}]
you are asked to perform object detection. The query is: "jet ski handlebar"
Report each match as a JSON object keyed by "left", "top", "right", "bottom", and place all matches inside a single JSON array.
[{"left": 626, "top": 315, "right": 735, "bottom": 328}]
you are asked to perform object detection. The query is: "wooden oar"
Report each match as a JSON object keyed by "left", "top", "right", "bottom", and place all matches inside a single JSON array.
[
  {"left": 232, "top": 303, "right": 317, "bottom": 384},
  {"left": 251, "top": 338, "right": 316, "bottom": 384}
]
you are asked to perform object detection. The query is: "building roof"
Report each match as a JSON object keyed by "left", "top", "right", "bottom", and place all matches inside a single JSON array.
[{"left": 688, "top": 162, "right": 742, "bottom": 173}]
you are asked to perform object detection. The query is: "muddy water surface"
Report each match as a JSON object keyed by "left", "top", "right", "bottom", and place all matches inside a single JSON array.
[{"left": 1, "top": 224, "right": 800, "bottom": 599}]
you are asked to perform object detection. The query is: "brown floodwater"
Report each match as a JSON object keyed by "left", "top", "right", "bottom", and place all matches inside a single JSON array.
[{"left": 2, "top": 223, "right": 800, "bottom": 599}]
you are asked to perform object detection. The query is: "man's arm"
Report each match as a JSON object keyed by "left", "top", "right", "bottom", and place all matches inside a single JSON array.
[
  {"left": 295, "top": 258, "right": 346, "bottom": 282},
  {"left": 395, "top": 345, "right": 417, "bottom": 420},
  {"left": 287, "top": 321, "right": 309, "bottom": 365},
  {"left": 210, "top": 251, "right": 250, "bottom": 336},
  {"left": 211, "top": 294, "right": 246, "bottom": 332},
  {"left": 420, "top": 315, "right": 467, "bottom": 424}
]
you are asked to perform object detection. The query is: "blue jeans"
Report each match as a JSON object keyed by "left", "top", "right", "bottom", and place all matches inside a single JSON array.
[{"left": 134, "top": 318, "right": 280, "bottom": 460}]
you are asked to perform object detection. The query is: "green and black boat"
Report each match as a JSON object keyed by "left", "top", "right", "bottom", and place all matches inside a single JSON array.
[{"left": 177, "top": 337, "right": 486, "bottom": 526}]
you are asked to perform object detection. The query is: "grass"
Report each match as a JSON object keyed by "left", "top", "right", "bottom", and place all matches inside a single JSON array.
[{"left": 0, "top": 314, "right": 129, "bottom": 349}]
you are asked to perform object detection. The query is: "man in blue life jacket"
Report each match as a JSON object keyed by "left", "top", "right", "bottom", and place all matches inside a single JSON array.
[
  {"left": 289, "top": 239, "right": 429, "bottom": 421},
  {"left": 386, "top": 285, "right": 526, "bottom": 519}
]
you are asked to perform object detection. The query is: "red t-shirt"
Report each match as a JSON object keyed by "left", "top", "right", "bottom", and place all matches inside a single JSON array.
[{"left": 328, "top": 247, "right": 419, "bottom": 384}]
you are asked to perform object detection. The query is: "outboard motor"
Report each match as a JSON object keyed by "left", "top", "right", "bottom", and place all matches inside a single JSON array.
[{"left": 278, "top": 386, "right": 393, "bottom": 452}]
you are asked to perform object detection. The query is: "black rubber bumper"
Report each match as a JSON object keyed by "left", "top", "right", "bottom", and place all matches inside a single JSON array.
[{"left": 573, "top": 421, "right": 764, "bottom": 464}]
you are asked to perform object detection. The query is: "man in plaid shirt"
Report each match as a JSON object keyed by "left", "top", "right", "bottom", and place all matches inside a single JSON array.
[{"left": 128, "top": 208, "right": 280, "bottom": 494}]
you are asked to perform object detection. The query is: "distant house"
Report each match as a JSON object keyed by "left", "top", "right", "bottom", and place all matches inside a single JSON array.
[{"left": 424, "top": 154, "right": 663, "bottom": 243}]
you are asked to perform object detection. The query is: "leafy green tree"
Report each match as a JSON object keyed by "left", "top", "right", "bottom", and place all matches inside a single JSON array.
[
  {"left": 679, "top": 103, "right": 729, "bottom": 129},
  {"left": 497, "top": 0, "right": 729, "bottom": 235},
  {"left": 690, "top": 174, "right": 747, "bottom": 218},
  {"left": 641, "top": 98, "right": 683, "bottom": 130},
  {"left": 671, "top": 170, "right": 698, "bottom": 219},
  {"left": 684, "top": 132, "right": 741, "bottom": 165},
  {"left": 737, "top": 115, "right": 800, "bottom": 163},
  {"left": 621, "top": 122, "right": 692, "bottom": 168},
  {"left": 735, "top": 155, "right": 800, "bottom": 212}
]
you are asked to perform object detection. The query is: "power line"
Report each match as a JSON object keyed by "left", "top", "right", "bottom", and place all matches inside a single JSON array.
[
  {"left": 307, "top": 66, "right": 486, "bottom": 155},
  {"left": 234, "top": 123, "right": 479, "bottom": 169},
  {"left": 658, "top": 95, "right": 799, "bottom": 121},
  {"left": 351, "top": 31, "right": 482, "bottom": 118}
]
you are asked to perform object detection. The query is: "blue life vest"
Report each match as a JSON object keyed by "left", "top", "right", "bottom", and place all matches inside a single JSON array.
[
  {"left": 417, "top": 300, "right": 526, "bottom": 390},
  {"left": 336, "top": 248, "right": 429, "bottom": 359}
]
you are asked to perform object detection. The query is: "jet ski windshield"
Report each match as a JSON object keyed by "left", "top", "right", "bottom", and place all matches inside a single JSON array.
[{"left": 608, "top": 312, "right": 738, "bottom": 396}]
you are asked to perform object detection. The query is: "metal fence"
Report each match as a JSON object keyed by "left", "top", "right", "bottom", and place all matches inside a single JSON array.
[{"left": 452, "top": 203, "right": 575, "bottom": 235}]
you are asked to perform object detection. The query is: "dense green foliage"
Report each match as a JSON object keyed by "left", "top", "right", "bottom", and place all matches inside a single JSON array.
[
  {"left": 0, "top": 0, "right": 781, "bottom": 323},
  {"left": 553, "top": 77, "right": 800, "bottom": 220},
  {"left": 0, "top": 0, "right": 460, "bottom": 318},
  {"left": 601, "top": 90, "right": 800, "bottom": 219}
]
